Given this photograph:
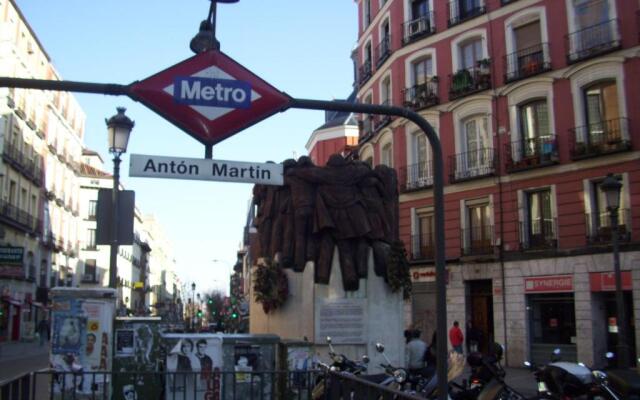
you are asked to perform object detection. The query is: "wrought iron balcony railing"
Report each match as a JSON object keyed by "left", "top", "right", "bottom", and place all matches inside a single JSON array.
[
  {"left": 371, "top": 100, "right": 393, "bottom": 132},
  {"left": 566, "top": 19, "right": 620, "bottom": 64},
  {"left": 399, "top": 161, "right": 433, "bottom": 192},
  {"left": 586, "top": 209, "right": 631, "bottom": 244},
  {"left": 375, "top": 35, "right": 393, "bottom": 68},
  {"left": 504, "top": 43, "right": 551, "bottom": 83},
  {"left": 461, "top": 226, "right": 494, "bottom": 256},
  {"left": 449, "top": 148, "right": 497, "bottom": 183},
  {"left": 569, "top": 117, "right": 631, "bottom": 159},
  {"left": 520, "top": 219, "right": 557, "bottom": 250},
  {"left": 449, "top": 65, "right": 491, "bottom": 100},
  {"left": 402, "top": 13, "right": 435, "bottom": 45},
  {"left": 359, "top": 115, "right": 375, "bottom": 143},
  {"left": 448, "top": 1, "right": 485, "bottom": 27},
  {"left": 402, "top": 80, "right": 439, "bottom": 111},
  {"left": 410, "top": 234, "right": 435, "bottom": 260},
  {"left": 505, "top": 135, "right": 558, "bottom": 172},
  {"left": 0, "top": 199, "right": 36, "bottom": 233},
  {"left": 358, "top": 60, "right": 373, "bottom": 86},
  {"left": 501, "top": 0, "right": 520, "bottom": 4}
]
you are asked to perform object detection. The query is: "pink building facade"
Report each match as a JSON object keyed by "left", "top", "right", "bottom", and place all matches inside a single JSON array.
[{"left": 349, "top": 0, "right": 640, "bottom": 367}]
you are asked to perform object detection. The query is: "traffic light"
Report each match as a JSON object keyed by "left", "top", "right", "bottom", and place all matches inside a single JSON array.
[
  {"left": 207, "top": 298, "right": 213, "bottom": 305},
  {"left": 197, "top": 309, "right": 203, "bottom": 318},
  {"left": 231, "top": 312, "right": 238, "bottom": 319}
]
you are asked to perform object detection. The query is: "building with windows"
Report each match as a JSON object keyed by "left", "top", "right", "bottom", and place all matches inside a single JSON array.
[
  {"left": 345, "top": 0, "right": 639, "bottom": 367},
  {"left": 0, "top": 0, "right": 85, "bottom": 341}
]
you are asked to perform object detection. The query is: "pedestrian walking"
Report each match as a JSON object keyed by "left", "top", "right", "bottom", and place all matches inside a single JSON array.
[
  {"left": 37, "top": 318, "right": 49, "bottom": 346},
  {"left": 405, "top": 329, "right": 427, "bottom": 375},
  {"left": 449, "top": 321, "right": 464, "bottom": 354}
]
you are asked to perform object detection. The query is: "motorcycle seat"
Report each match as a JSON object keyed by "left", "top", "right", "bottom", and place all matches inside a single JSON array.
[{"left": 607, "top": 369, "right": 640, "bottom": 396}]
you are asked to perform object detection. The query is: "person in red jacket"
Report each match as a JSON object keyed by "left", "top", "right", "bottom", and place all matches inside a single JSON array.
[{"left": 449, "top": 320, "right": 464, "bottom": 354}]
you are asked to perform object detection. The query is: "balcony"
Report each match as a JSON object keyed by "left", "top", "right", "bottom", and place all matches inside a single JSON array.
[
  {"left": 586, "top": 209, "right": 631, "bottom": 244},
  {"left": 461, "top": 226, "right": 494, "bottom": 257},
  {"left": 0, "top": 199, "right": 36, "bottom": 233},
  {"left": 399, "top": 161, "right": 433, "bottom": 192},
  {"left": 520, "top": 219, "right": 557, "bottom": 250},
  {"left": 505, "top": 135, "right": 558, "bottom": 173},
  {"left": 501, "top": 0, "right": 520, "bottom": 4},
  {"left": 410, "top": 234, "right": 435, "bottom": 261},
  {"left": 375, "top": 35, "right": 393, "bottom": 69},
  {"left": 449, "top": 65, "right": 491, "bottom": 101},
  {"left": 402, "top": 80, "right": 439, "bottom": 111},
  {"left": 358, "top": 116, "right": 375, "bottom": 144},
  {"left": 569, "top": 118, "right": 631, "bottom": 160},
  {"left": 449, "top": 148, "right": 497, "bottom": 183},
  {"left": 402, "top": 13, "right": 435, "bottom": 45},
  {"left": 358, "top": 60, "right": 373, "bottom": 87},
  {"left": 448, "top": 0, "right": 485, "bottom": 27},
  {"left": 372, "top": 102, "right": 393, "bottom": 132},
  {"left": 566, "top": 19, "right": 620, "bottom": 64},
  {"left": 504, "top": 43, "right": 551, "bottom": 83}
]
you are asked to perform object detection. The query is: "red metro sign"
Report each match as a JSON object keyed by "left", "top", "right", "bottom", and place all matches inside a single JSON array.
[{"left": 130, "top": 50, "right": 291, "bottom": 146}]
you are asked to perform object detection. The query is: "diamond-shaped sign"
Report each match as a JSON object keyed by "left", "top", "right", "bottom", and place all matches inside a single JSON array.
[{"left": 130, "top": 50, "right": 291, "bottom": 145}]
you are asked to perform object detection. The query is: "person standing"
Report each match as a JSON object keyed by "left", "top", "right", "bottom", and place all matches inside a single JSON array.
[
  {"left": 449, "top": 321, "right": 464, "bottom": 354},
  {"left": 405, "top": 329, "right": 428, "bottom": 376},
  {"left": 37, "top": 318, "right": 49, "bottom": 346}
]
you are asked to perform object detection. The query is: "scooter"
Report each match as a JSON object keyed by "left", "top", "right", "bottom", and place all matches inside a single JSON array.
[
  {"left": 597, "top": 352, "right": 640, "bottom": 399},
  {"left": 311, "top": 336, "right": 370, "bottom": 399},
  {"left": 524, "top": 348, "right": 630, "bottom": 399}
]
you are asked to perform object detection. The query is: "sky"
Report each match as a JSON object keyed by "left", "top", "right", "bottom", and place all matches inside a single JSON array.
[{"left": 16, "top": 1, "right": 358, "bottom": 296}]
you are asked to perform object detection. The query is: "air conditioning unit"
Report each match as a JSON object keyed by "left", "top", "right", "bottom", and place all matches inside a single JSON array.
[{"left": 408, "top": 20, "right": 422, "bottom": 37}]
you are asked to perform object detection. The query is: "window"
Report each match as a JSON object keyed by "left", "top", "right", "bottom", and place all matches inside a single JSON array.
[
  {"left": 381, "top": 143, "right": 393, "bottom": 167},
  {"left": 416, "top": 211, "right": 435, "bottom": 259},
  {"left": 518, "top": 99, "right": 550, "bottom": 158},
  {"left": 412, "top": 57, "right": 433, "bottom": 86},
  {"left": 525, "top": 189, "right": 555, "bottom": 248},
  {"left": 86, "top": 229, "right": 96, "bottom": 249},
  {"left": 583, "top": 80, "right": 620, "bottom": 143},
  {"left": 412, "top": 0, "right": 429, "bottom": 19},
  {"left": 411, "top": 131, "right": 432, "bottom": 187},
  {"left": 88, "top": 200, "right": 97, "bottom": 220},
  {"left": 460, "top": 38, "right": 483, "bottom": 71},
  {"left": 9, "top": 180, "right": 16, "bottom": 205},
  {"left": 449, "top": 0, "right": 483, "bottom": 26},
  {"left": 569, "top": 0, "right": 617, "bottom": 61},
  {"left": 381, "top": 76, "right": 391, "bottom": 105},
  {"left": 586, "top": 175, "right": 629, "bottom": 242},
  {"left": 464, "top": 201, "right": 492, "bottom": 255},
  {"left": 463, "top": 115, "right": 490, "bottom": 170},
  {"left": 84, "top": 259, "right": 97, "bottom": 281},
  {"left": 364, "top": 0, "right": 371, "bottom": 27}
]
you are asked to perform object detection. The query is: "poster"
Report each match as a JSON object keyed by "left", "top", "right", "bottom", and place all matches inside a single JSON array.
[
  {"left": 50, "top": 291, "right": 114, "bottom": 399},
  {"left": 112, "top": 319, "right": 163, "bottom": 400},
  {"left": 287, "top": 346, "right": 316, "bottom": 393},
  {"left": 233, "top": 345, "right": 259, "bottom": 383},
  {"left": 164, "top": 334, "right": 223, "bottom": 400}
]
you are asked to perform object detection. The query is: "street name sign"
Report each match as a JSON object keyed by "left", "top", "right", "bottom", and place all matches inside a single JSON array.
[
  {"left": 129, "top": 154, "right": 283, "bottom": 185},
  {"left": 129, "top": 50, "right": 291, "bottom": 145}
]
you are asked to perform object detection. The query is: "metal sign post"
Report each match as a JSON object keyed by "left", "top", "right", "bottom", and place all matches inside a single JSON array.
[{"left": 0, "top": 63, "right": 449, "bottom": 400}]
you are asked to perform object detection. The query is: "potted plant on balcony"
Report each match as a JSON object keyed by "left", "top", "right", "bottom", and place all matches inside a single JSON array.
[
  {"left": 477, "top": 59, "right": 491, "bottom": 74},
  {"left": 452, "top": 69, "right": 472, "bottom": 94}
]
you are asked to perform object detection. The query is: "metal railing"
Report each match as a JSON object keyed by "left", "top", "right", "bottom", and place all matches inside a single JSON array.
[
  {"left": 402, "top": 80, "right": 439, "bottom": 111},
  {"left": 0, "top": 198, "right": 36, "bottom": 232},
  {"left": 411, "top": 233, "right": 435, "bottom": 260},
  {"left": 359, "top": 115, "right": 375, "bottom": 142},
  {"left": 520, "top": 219, "right": 557, "bottom": 250},
  {"left": 449, "top": 148, "right": 496, "bottom": 182},
  {"left": 461, "top": 226, "right": 494, "bottom": 256},
  {"left": 566, "top": 18, "right": 620, "bottom": 64},
  {"left": 358, "top": 60, "right": 373, "bottom": 86},
  {"left": 569, "top": 117, "right": 631, "bottom": 159},
  {"left": 448, "top": 1, "right": 485, "bottom": 27},
  {"left": 402, "top": 13, "right": 435, "bottom": 44},
  {"left": 504, "top": 43, "right": 550, "bottom": 82},
  {"left": 325, "top": 370, "right": 424, "bottom": 400},
  {"left": 375, "top": 35, "right": 393, "bottom": 68},
  {"left": 505, "top": 135, "right": 558, "bottom": 172},
  {"left": 448, "top": 66, "right": 491, "bottom": 100},
  {"left": 586, "top": 209, "right": 631, "bottom": 244},
  {"left": 399, "top": 161, "right": 433, "bottom": 192}
]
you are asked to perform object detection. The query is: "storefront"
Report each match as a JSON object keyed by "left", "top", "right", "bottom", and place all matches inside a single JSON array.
[
  {"left": 466, "top": 279, "right": 494, "bottom": 354},
  {"left": 590, "top": 271, "right": 636, "bottom": 367},
  {"left": 410, "top": 266, "right": 438, "bottom": 341},
  {"left": 525, "top": 275, "right": 577, "bottom": 364}
]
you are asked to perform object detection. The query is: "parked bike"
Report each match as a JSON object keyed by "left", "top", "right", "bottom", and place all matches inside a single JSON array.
[{"left": 311, "top": 336, "right": 370, "bottom": 399}]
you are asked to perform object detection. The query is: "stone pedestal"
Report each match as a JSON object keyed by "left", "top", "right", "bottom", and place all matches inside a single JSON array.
[{"left": 250, "top": 247, "right": 405, "bottom": 372}]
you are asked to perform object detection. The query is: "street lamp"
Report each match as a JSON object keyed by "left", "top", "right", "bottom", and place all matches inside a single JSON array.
[
  {"left": 600, "top": 173, "right": 629, "bottom": 368},
  {"left": 106, "top": 107, "right": 134, "bottom": 289},
  {"left": 191, "top": 282, "right": 196, "bottom": 332}
]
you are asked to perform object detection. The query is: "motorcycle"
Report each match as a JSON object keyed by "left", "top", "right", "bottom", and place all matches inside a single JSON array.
[
  {"left": 450, "top": 343, "right": 530, "bottom": 400},
  {"left": 596, "top": 352, "right": 640, "bottom": 399},
  {"left": 524, "top": 348, "right": 636, "bottom": 399},
  {"left": 311, "top": 336, "right": 370, "bottom": 399}
]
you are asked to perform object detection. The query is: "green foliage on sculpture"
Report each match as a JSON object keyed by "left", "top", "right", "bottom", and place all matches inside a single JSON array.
[
  {"left": 253, "top": 258, "right": 289, "bottom": 314},
  {"left": 386, "top": 240, "right": 412, "bottom": 300}
]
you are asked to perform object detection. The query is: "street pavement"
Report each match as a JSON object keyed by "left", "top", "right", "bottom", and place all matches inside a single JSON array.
[{"left": 0, "top": 340, "right": 49, "bottom": 384}]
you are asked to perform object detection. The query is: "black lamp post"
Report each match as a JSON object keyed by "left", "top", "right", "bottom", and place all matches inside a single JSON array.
[
  {"left": 600, "top": 173, "right": 630, "bottom": 368},
  {"left": 106, "top": 107, "right": 134, "bottom": 289},
  {"left": 191, "top": 282, "right": 196, "bottom": 331}
]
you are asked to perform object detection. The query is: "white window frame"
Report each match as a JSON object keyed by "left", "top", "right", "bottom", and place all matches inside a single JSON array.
[
  {"left": 379, "top": 72, "right": 392, "bottom": 105},
  {"left": 566, "top": 59, "right": 628, "bottom": 142},
  {"left": 504, "top": 7, "right": 549, "bottom": 63},
  {"left": 565, "top": 0, "right": 618, "bottom": 42},
  {"left": 460, "top": 196, "right": 494, "bottom": 252},
  {"left": 504, "top": 78, "right": 555, "bottom": 161},
  {"left": 517, "top": 186, "right": 557, "bottom": 249},
  {"left": 405, "top": 48, "right": 437, "bottom": 89},
  {"left": 451, "top": 29, "right": 488, "bottom": 73},
  {"left": 359, "top": 143, "right": 375, "bottom": 165},
  {"left": 582, "top": 173, "right": 630, "bottom": 237},
  {"left": 410, "top": 205, "right": 435, "bottom": 259}
]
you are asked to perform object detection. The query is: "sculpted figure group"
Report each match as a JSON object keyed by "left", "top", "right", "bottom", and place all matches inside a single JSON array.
[{"left": 252, "top": 154, "right": 399, "bottom": 291}]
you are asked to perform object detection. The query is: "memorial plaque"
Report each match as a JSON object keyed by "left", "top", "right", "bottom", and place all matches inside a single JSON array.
[{"left": 316, "top": 299, "right": 366, "bottom": 344}]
